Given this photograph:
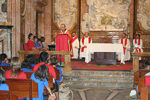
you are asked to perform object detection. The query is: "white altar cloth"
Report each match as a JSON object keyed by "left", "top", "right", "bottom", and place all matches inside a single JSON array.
[{"left": 85, "top": 43, "right": 123, "bottom": 63}]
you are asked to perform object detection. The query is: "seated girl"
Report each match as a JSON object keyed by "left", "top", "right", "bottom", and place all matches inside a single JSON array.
[
  {"left": 40, "top": 37, "right": 47, "bottom": 50},
  {"left": 27, "top": 64, "right": 55, "bottom": 100},
  {"left": 0, "top": 69, "right": 9, "bottom": 90},
  {"left": 27, "top": 33, "right": 37, "bottom": 51},
  {"left": 0, "top": 53, "right": 10, "bottom": 66},
  {"left": 21, "top": 55, "right": 39, "bottom": 72},
  {"left": 50, "top": 55, "right": 63, "bottom": 100},
  {"left": 5, "top": 57, "right": 27, "bottom": 79},
  {"left": 33, "top": 36, "right": 41, "bottom": 50}
]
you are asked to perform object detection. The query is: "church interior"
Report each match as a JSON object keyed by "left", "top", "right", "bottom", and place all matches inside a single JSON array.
[{"left": 0, "top": 0, "right": 150, "bottom": 100}]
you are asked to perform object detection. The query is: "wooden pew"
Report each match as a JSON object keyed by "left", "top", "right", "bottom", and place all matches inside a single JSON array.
[
  {"left": 140, "top": 86, "right": 150, "bottom": 100},
  {"left": 24, "top": 71, "right": 53, "bottom": 88},
  {"left": 0, "top": 91, "right": 18, "bottom": 100},
  {"left": 6, "top": 79, "right": 38, "bottom": 100}
]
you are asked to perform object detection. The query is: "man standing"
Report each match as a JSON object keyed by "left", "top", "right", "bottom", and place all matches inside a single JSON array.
[
  {"left": 71, "top": 32, "right": 79, "bottom": 59},
  {"left": 118, "top": 33, "right": 130, "bottom": 64},
  {"left": 80, "top": 32, "right": 92, "bottom": 58},
  {"left": 57, "top": 24, "right": 72, "bottom": 41},
  {"left": 133, "top": 34, "right": 143, "bottom": 60}
]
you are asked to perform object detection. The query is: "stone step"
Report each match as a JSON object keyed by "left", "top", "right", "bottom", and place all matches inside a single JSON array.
[
  {"left": 63, "top": 76, "right": 133, "bottom": 83},
  {"left": 63, "top": 81, "right": 133, "bottom": 88},
  {"left": 63, "top": 70, "right": 134, "bottom": 88},
  {"left": 63, "top": 70, "right": 134, "bottom": 77}
]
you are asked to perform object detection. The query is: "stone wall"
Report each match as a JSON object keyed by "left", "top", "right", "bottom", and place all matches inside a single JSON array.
[{"left": 0, "top": 0, "right": 7, "bottom": 22}]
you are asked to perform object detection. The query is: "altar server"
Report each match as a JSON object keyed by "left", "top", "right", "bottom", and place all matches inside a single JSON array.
[
  {"left": 71, "top": 32, "right": 79, "bottom": 59},
  {"left": 118, "top": 33, "right": 131, "bottom": 64},
  {"left": 80, "top": 32, "right": 92, "bottom": 58},
  {"left": 133, "top": 34, "right": 143, "bottom": 60}
]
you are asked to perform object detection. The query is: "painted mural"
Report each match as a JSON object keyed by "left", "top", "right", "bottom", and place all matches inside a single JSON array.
[
  {"left": 137, "top": 0, "right": 150, "bottom": 31},
  {"left": 54, "top": 0, "right": 77, "bottom": 29},
  {"left": 82, "top": 0, "right": 131, "bottom": 32}
]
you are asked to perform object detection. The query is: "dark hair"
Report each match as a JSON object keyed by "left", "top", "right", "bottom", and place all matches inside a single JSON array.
[
  {"left": 40, "top": 37, "right": 45, "bottom": 42},
  {"left": 135, "top": 34, "right": 140, "bottom": 38},
  {"left": 0, "top": 69, "right": 5, "bottom": 84},
  {"left": 33, "top": 36, "right": 38, "bottom": 40},
  {"left": 21, "top": 55, "right": 39, "bottom": 69},
  {"left": 50, "top": 55, "right": 58, "bottom": 65},
  {"left": 0, "top": 53, "right": 7, "bottom": 62},
  {"left": 34, "top": 64, "right": 49, "bottom": 81},
  {"left": 39, "top": 52, "right": 49, "bottom": 62},
  {"left": 28, "top": 33, "right": 33, "bottom": 39},
  {"left": 10, "top": 57, "right": 21, "bottom": 78}
]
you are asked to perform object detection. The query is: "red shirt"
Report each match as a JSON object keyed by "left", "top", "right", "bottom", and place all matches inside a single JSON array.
[
  {"left": 5, "top": 70, "right": 27, "bottom": 79},
  {"left": 27, "top": 40, "right": 35, "bottom": 49},
  {"left": 33, "top": 62, "right": 56, "bottom": 79}
]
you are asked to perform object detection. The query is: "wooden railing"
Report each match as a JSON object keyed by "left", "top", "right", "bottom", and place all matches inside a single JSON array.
[
  {"left": 132, "top": 52, "right": 150, "bottom": 72},
  {"left": 18, "top": 50, "right": 71, "bottom": 71}
]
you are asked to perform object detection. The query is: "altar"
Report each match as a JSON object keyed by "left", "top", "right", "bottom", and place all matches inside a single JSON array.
[{"left": 85, "top": 43, "right": 124, "bottom": 63}]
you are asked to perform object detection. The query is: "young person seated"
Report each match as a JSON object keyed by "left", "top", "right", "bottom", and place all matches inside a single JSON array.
[
  {"left": 21, "top": 55, "right": 39, "bottom": 72},
  {"left": 33, "top": 52, "right": 56, "bottom": 79},
  {"left": 0, "top": 53, "right": 10, "bottom": 66},
  {"left": 40, "top": 37, "right": 47, "bottom": 51},
  {"left": 27, "top": 64, "right": 55, "bottom": 100},
  {"left": 33, "top": 36, "right": 42, "bottom": 50},
  {"left": 27, "top": 33, "right": 37, "bottom": 51},
  {"left": 0, "top": 69, "right": 9, "bottom": 90},
  {"left": 50, "top": 55, "right": 63, "bottom": 100},
  {"left": 5, "top": 57, "right": 27, "bottom": 79}
]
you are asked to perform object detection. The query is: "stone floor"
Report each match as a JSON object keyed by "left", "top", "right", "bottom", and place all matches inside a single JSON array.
[{"left": 68, "top": 87, "right": 138, "bottom": 100}]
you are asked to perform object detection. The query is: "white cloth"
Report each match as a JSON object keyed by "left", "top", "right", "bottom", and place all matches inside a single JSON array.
[
  {"left": 71, "top": 37, "right": 79, "bottom": 59},
  {"left": 133, "top": 39, "right": 143, "bottom": 60},
  {"left": 118, "top": 38, "right": 131, "bottom": 63},
  {"left": 80, "top": 37, "right": 92, "bottom": 58},
  {"left": 85, "top": 43, "right": 123, "bottom": 63}
]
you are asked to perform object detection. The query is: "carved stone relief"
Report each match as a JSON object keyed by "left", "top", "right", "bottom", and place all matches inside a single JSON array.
[
  {"left": 54, "top": 0, "right": 77, "bottom": 29},
  {"left": 137, "top": 0, "right": 150, "bottom": 31},
  {"left": 81, "top": 0, "right": 131, "bottom": 32},
  {"left": 0, "top": 0, "right": 7, "bottom": 22}
]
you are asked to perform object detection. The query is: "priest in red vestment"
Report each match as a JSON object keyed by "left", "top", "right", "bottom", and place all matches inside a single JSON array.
[
  {"left": 80, "top": 32, "right": 92, "bottom": 58},
  {"left": 56, "top": 24, "right": 72, "bottom": 65}
]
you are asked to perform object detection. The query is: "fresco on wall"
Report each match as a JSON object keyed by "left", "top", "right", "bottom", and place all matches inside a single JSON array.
[
  {"left": 137, "top": 0, "right": 150, "bottom": 31},
  {"left": 0, "top": 0, "right": 7, "bottom": 22},
  {"left": 55, "top": 0, "right": 77, "bottom": 29},
  {"left": 81, "top": 0, "right": 131, "bottom": 32}
]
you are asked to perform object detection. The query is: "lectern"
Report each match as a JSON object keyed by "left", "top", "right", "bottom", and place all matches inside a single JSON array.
[{"left": 56, "top": 34, "right": 69, "bottom": 63}]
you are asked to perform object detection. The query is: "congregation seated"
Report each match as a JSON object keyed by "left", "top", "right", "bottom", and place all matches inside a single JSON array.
[
  {"left": 21, "top": 54, "right": 39, "bottom": 72},
  {"left": 0, "top": 53, "right": 10, "bottom": 66},
  {"left": 5, "top": 57, "right": 27, "bottom": 79},
  {"left": 33, "top": 36, "right": 42, "bottom": 50},
  {"left": 0, "top": 69, "right": 9, "bottom": 91}
]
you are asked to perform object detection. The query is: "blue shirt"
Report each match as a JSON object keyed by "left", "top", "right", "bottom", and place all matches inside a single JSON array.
[
  {"left": 27, "top": 73, "right": 49, "bottom": 100},
  {"left": 34, "top": 42, "right": 41, "bottom": 48},
  {"left": 22, "top": 68, "right": 32, "bottom": 72},
  {"left": 55, "top": 67, "right": 63, "bottom": 83},
  {"left": 0, "top": 84, "right": 9, "bottom": 90},
  {"left": 1, "top": 62, "right": 10, "bottom": 66},
  {"left": 41, "top": 42, "right": 44, "bottom": 48}
]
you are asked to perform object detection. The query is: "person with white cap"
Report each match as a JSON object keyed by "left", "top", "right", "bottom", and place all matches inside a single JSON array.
[{"left": 80, "top": 32, "right": 92, "bottom": 58}]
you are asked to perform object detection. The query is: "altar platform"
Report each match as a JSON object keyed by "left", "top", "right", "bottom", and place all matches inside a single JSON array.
[{"left": 71, "top": 60, "right": 133, "bottom": 71}]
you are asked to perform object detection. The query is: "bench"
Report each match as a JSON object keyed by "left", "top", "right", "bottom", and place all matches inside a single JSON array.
[
  {"left": 6, "top": 79, "right": 38, "bottom": 100},
  {"left": 0, "top": 90, "right": 18, "bottom": 100},
  {"left": 24, "top": 71, "right": 53, "bottom": 88},
  {"left": 140, "top": 86, "right": 150, "bottom": 100}
]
